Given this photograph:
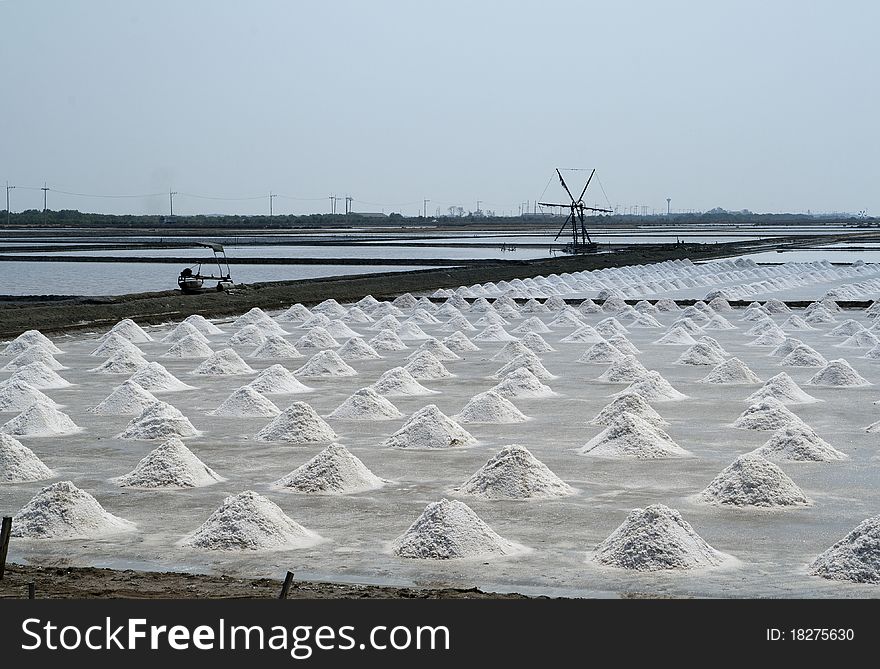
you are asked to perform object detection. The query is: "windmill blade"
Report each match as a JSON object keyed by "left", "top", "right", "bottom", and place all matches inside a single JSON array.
[
  {"left": 583, "top": 206, "right": 614, "bottom": 213},
  {"left": 576, "top": 168, "right": 596, "bottom": 203},
  {"left": 553, "top": 212, "right": 573, "bottom": 241},
  {"left": 538, "top": 202, "right": 571, "bottom": 208},
  {"left": 555, "top": 169, "right": 577, "bottom": 203}
]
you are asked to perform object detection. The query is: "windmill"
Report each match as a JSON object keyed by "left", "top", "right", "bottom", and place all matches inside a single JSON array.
[{"left": 539, "top": 168, "right": 612, "bottom": 253}]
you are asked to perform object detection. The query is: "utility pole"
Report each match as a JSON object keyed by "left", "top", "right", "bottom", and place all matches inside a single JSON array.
[
  {"left": 169, "top": 189, "right": 177, "bottom": 217},
  {"left": 423, "top": 199, "right": 430, "bottom": 218},
  {"left": 41, "top": 183, "right": 49, "bottom": 211},
  {"left": 329, "top": 195, "right": 337, "bottom": 214},
  {"left": 5, "top": 182, "right": 14, "bottom": 227},
  {"left": 666, "top": 198, "right": 671, "bottom": 215},
  {"left": 269, "top": 191, "right": 277, "bottom": 216},
  {"left": 476, "top": 200, "right": 482, "bottom": 214},
  {"left": 345, "top": 196, "right": 353, "bottom": 215}
]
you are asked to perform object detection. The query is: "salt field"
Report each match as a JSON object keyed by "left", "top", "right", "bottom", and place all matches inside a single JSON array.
[{"left": 3, "top": 257, "right": 880, "bottom": 597}]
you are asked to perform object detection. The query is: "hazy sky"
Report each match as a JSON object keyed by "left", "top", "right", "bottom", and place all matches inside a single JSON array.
[{"left": 1, "top": 0, "right": 878, "bottom": 217}]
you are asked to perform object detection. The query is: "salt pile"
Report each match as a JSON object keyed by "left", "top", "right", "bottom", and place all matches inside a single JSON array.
[
  {"left": 442, "top": 331, "right": 479, "bottom": 352},
  {"left": 654, "top": 298, "right": 680, "bottom": 312},
  {"left": 455, "top": 390, "right": 528, "bottom": 424},
  {"left": 0, "top": 379, "right": 57, "bottom": 412},
  {"left": 369, "top": 328, "right": 408, "bottom": 351},
  {"left": 455, "top": 445, "right": 574, "bottom": 500},
  {"left": 327, "top": 387, "right": 404, "bottom": 420},
  {"left": 702, "top": 315, "right": 736, "bottom": 330},
  {"left": 370, "top": 315, "right": 401, "bottom": 332},
  {"left": 232, "top": 306, "right": 273, "bottom": 327},
  {"left": 272, "top": 443, "right": 386, "bottom": 494},
  {"left": 337, "top": 337, "right": 382, "bottom": 360},
  {"left": 473, "top": 324, "right": 518, "bottom": 342},
  {"left": 404, "top": 351, "right": 453, "bottom": 380},
  {"left": 579, "top": 298, "right": 603, "bottom": 314},
  {"left": 578, "top": 341, "right": 624, "bottom": 364},
  {"left": 699, "top": 358, "right": 762, "bottom": 385},
  {"left": 180, "top": 491, "right": 321, "bottom": 551},
  {"left": 12, "top": 481, "right": 135, "bottom": 539},
  {"left": 182, "top": 314, "right": 224, "bottom": 335},
  {"left": 90, "top": 380, "right": 159, "bottom": 416},
  {"left": 100, "top": 319, "right": 153, "bottom": 344},
  {"left": 492, "top": 341, "right": 534, "bottom": 363},
  {"left": 596, "top": 356, "right": 649, "bottom": 383},
  {"left": 596, "top": 317, "right": 628, "bottom": 337},
  {"left": 810, "top": 515, "right": 880, "bottom": 583},
  {"left": 520, "top": 332, "right": 554, "bottom": 353},
  {"left": 247, "top": 364, "right": 313, "bottom": 395},
  {"left": 0, "top": 433, "right": 53, "bottom": 482},
  {"left": 162, "top": 321, "right": 210, "bottom": 344},
  {"left": 209, "top": 386, "right": 281, "bottom": 417},
  {"left": 299, "top": 313, "right": 332, "bottom": 330},
  {"left": 295, "top": 327, "right": 340, "bottom": 350},
  {"left": 780, "top": 315, "right": 815, "bottom": 331},
  {"left": 698, "top": 453, "right": 809, "bottom": 507},
  {"left": 294, "top": 350, "right": 358, "bottom": 378},
  {"left": 89, "top": 349, "right": 149, "bottom": 374},
  {"left": 391, "top": 498, "right": 520, "bottom": 559},
  {"left": 746, "top": 372, "right": 819, "bottom": 405},
  {"left": 733, "top": 397, "right": 806, "bottom": 431},
  {"left": 119, "top": 401, "right": 199, "bottom": 440},
  {"left": 780, "top": 344, "right": 827, "bottom": 368},
  {"left": 490, "top": 367, "right": 554, "bottom": 399},
  {"left": 161, "top": 334, "right": 214, "bottom": 359},
  {"left": 578, "top": 412, "right": 690, "bottom": 458},
  {"left": 411, "top": 338, "right": 459, "bottom": 361},
  {"left": 90, "top": 333, "right": 143, "bottom": 358},
  {"left": 748, "top": 331, "right": 786, "bottom": 347},
  {"left": 343, "top": 306, "right": 374, "bottom": 324},
  {"left": 1, "top": 401, "right": 80, "bottom": 437},
  {"left": 560, "top": 325, "right": 604, "bottom": 344},
  {"left": 675, "top": 342, "right": 726, "bottom": 366},
  {"left": 753, "top": 425, "right": 847, "bottom": 462},
  {"left": 3, "top": 330, "right": 63, "bottom": 356},
  {"left": 10, "top": 362, "right": 72, "bottom": 390},
  {"left": 827, "top": 319, "right": 865, "bottom": 338},
  {"left": 588, "top": 393, "right": 667, "bottom": 427},
  {"left": 475, "top": 312, "right": 508, "bottom": 328},
  {"left": 493, "top": 353, "right": 555, "bottom": 381},
  {"left": 617, "top": 371, "right": 688, "bottom": 402},
  {"left": 591, "top": 504, "right": 725, "bottom": 571},
  {"left": 371, "top": 367, "right": 436, "bottom": 396},
  {"left": 3, "top": 346, "right": 65, "bottom": 372},
  {"left": 770, "top": 338, "right": 803, "bottom": 358},
  {"left": 312, "top": 298, "right": 348, "bottom": 318},
  {"left": 548, "top": 311, "right": 585, "bottom": 329},
  {"left": 606, "top": 334, "right": 641, "bottom": 356},
  {"left": 838, "top": 331, "right": 879, "bottom": 349},
  {"left": 807, "top": 359, "right": 871, "bottom": 387},
  {"left": 521, "top": 298, "right": 550, "bottom": 313},
  {"left": 191, "top": 348, "right": 255, "bottom": 376},
  {"left": 392, "top": 292, "right": 418, "bottom": 309},
  {"left": 256, "top": 401, "right": 338, "bottom": 443},
  {"left": 130, "top": 362, "right": 193, "bottom": 392},
  {"left": 383, "top": 405, "right": 476, "bottom": 449},
  {"left": 395, "top": 322, "right": 431, "bottom": 340},
  {"left": 250, "top": 335, "right": 303, "bottom": 359},
  {"left": 116, "top": 437, "right": 223, "bottom": 488},
  {"left": 324, "top": 319, "right": 361, "bottom": 340},
  {"left": 653, "top": 327, "right": 697, "bottom": 346}
]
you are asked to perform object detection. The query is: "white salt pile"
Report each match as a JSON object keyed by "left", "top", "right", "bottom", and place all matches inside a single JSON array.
[
  {"left": 295, "top": 327, "right": 340, "bottom": 350},
  {"left": 247, "top": 364, "right": 313, "bottom": 395},
  {"left": 698, "top": 453, "right": 809, "bottom": 507},
  {"left": 411, "top": 337, "right": 460, "bottom": 361},
  {"left": 597, "top": 356, "right": 649, "bottom": 383},
  {"left": 748, "top": 331, "right": 786, "bottom": 347},
  {"left": 472, "top": 324, "right": 517, "bottom": 342},
  {"left": 491, "top": 341, "right": 534, "bottom": 363},
  {"left": 0, "top": 379, "right": 57, "bottom": 412},
  {"left": 617, "top": 371, "right": 688, "bottom": 402},
  {"left": 209, "top": 386, "right": 281, "bottom": 418},
  {"left": 548, "top": 311, "right": 586, "bottom": 329},
  {"left": 653, "top": 327, "right": 697, "bottom": 346},
  {"left": 89, "top": 349, "right": 149, "bottom": 374},
  {"left": 699, "top": 358, "right": 762, "bottom": 385},
  {"left": 780, "top": 344, "right": 827, "bottom": 368},
  {"left": 3, "top": 330, "right": 64, "bottom": 356},
  {"left": 1, "top": 401, "right": 80, "bottom": 437},
  {"left": 294, "top": 350, "right": 358, "bottom": 377},
  {"left": 337, "top": 337, "right": 382, "bottom": 360},
  {"left": 827, "top": 319, "right": 865, "bottom": 338},
  {"left": 780, "top": 315, "right": 815, "bottom": 331},
  {"left": 272, "top": 443, "right": 386, "bottom": 495},
  {"left": 455, "top": 390, "right": 528, "bottom": 424},
  {"left": 119, "top": 401, "right": 199, "bottom": 440},
  {"left": 129, "top": 362, "right": 193, "bottom": 392},
  {"left": 746, "top": 372, "right": 819, "bottom": 405},
  {"left": 753, "top": 424, "right": 847, "bottom": 462},
  {"left": 578, "top": 341, "right": 624, "bottom": 364},
  {"left": 606, "top": 334, "right": 641, "bottom": 356},
  {"left": 733, "top": 397, "right": 806, "bottom": 431},
  {"left": 588, "top": 393, "right": 668, "bottom": 427},
  {"left": 161, "top": 321, "right": 210, "bottom": 344},
  {"left": 520, "top": 332, "right": 554, "bottom": 353},
  {"left": 560, "top": 325, "right": 604, "bottom": 344},
  {"left": 383, "top": 405, "right": 476, "bottom": 449},
  {"left": 392, "top": 292, "right": 418, "bottom": 309},
  {"left": 391, "top": 498, "right": 521, "bottom": 560},
  {"left": 807, "top": 359, "right": 871, "bottom": 387},
  {"left": 90, "top": 333, "right": 143, "bottom": 358},
  {"left": 512, "top": 316, "right": 552, "bottom": 334},
  {"left": 232, "top": 306, "right": 273, "bottom": 327},
  {"left": 100, "top": 319, "right": 153, "bottom": 344},
  {"left": 371, "top": 367, "right": 436, "bottom": 396},
  {"left": 493, "top": 353, "right": 555, "bottom": 381},
  {"left": 2, "top": 346, "right": 65, "bottom": 372},
  {"left": 250, "top": 335, "right": 303, "bottom": 360},
  {"left": 312, "top": 298, "right": 348, "bottom": 319},
  {"left": 0, "top": 433, "right": 53, "bottom": 482},
  {"left": 10, "top": 361, "right": 72, "bottom": 390},
  {"left": 343, "top": 306, "right": 374, "bottom": 324},
  {"left": 675, "top": 342, "right": 726, "bottom": 366},
  {"left": 327, "top": 387, "right": 404, "bottom": 420},
  {"left": 770, "top": 338, "right": 804, "bottom": 358},
  {"left": 591, "top": 504, "right": 725, "bottom": 571},
  {"left": 395, "top": 321, "right": 431, "bottom": 340},
  {"left": 596, "top": 317, "right": 628, "bottom": 337},
  {"left": 654, "top": 298, "right": 680, "bottom": 312},
  {"left": 90, "top": 380, "right": 159, "bottom": 416},
  {"left": 180, "top": 491, "right": 321, "bottom": 551},
  {"left": 256, "top": 401, "right": 338, "bottom": 443},
  {"left": 838, "top": 331, "right": 879, "bottom": 349},
  {"left": 455, "top": 445, "right": 574, "bottom": 500},
  {"left": 192, "top": 348, "right": 255, "bottom": 376},
  {"left": 161, "top": 334, "right": 214, "bottom": 359},
  {"left": 442, "top": 331, "right": 479, "bottom": 352},
  {"left": 369, "top": 315, "right": 401, "bottom": 332},
  {"left": 12, "top": 481, "right": 135, "bottom": 539},
  {"left": 490, "top": 367, "right": 554, "bottom": 399},
  {"left": 368, "top": 328, "right": 408, "bottom": 352},
  {"left": 299, "top": 313, "right": 332, "bottom": 330},
  {"left": 579, "top": 412, "right": 690, "bottom": 459},
  {"left": 810, "top": 515, "right": 880, "bottom": 583},
  {"left": 325, "top": 319, "right": 361, "bottom": 339},
  {"left": 475, "top": 312, "right": 508, "bottom": 328},
  {"left": 116, "top": 437, "right": 223, "bottom": 488},
  {"left": 404, "top": 350, "right": 453, "bottom": 380},
  {"left": 702, "top": 315, "right": 736, "bottom": 331},
  {"left": 521, "top": 298, "right": 550, "bottom": 313},
  {"left": 183, "top": 313, "right": 224, "bottom": 335}
]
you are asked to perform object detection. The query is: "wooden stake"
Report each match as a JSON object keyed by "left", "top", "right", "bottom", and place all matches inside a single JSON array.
[
  {"left": 278, "top": 571, "right": 295, "bottom": 600},
  {"left": 28, "top": 582, "right": 35, "bottom": 600},
  {"left": 0, "top": 516, "right": 12, "bottom": 580}
]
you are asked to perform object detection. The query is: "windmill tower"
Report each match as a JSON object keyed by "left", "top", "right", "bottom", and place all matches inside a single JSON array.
[{"left": 539, "top": 168, "right": 612, "bottom": 253}]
